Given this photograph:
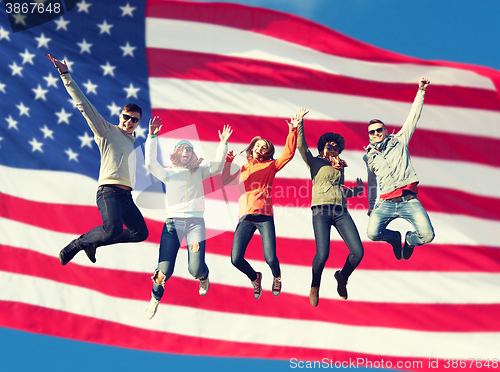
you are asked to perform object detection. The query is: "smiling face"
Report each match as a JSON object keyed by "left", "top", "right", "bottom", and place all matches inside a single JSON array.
[
  {"left": 368, "top": 123, "right": 388, "bottom": 143},
  {"left": 178, "top": 145, "right": 194, "bottom": 166},
  {"left": 322, "top": 141, "right": 340, "bottom": 160},
  {"left": 252, "top": 140, "right": 269, "bottom": 159},
  {"left": 118, "top": 110, "right": 141, "bottom": 134}
]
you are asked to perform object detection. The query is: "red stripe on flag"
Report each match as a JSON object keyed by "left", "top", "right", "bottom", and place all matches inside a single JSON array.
[
  {"left": 147, "top": 48, "right": 500, "bottom": 111},
  {"left": 151, "top": 109, "right": 500, "bottom": 168},
  {"left": 1, "top": 245, "right": 499, "bottom": 333},
  {"left": 3, "top": 300, "right": 483, "bottom": 372}
]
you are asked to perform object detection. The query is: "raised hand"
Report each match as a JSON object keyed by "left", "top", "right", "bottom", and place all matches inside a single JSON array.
[
  {"left": 149, "top": 116, "right": 162, "bottom": 135},
  {"left": 219, "top": 124, "right": 233, "bottom": 142},
  {"left": 45, "top": 53, "right": 68, "bottom": 74},
  {"left": 419, "top": 77, "right": 430, "bottom": 90},
  {"left": 287, "top": 107, "right": 309, "bottom": 128}
]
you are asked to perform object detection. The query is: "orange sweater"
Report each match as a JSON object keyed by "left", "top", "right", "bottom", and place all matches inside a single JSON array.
[{"left": 222, "top": 128, "right": 297, "bottom": 218}]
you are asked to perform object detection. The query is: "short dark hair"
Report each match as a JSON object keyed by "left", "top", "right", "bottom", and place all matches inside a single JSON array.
[
  {"left": 244, "top": 136, "right": 275, "bottom": 161},
  {"left": 123, "top": 103, "right": 142, "bottom": 118},
  {"left": 317, "top": 132, "right": 345, "bottom": 154},
  {"left": 368, "top": 119, "right": 385, "bottom": 127}
]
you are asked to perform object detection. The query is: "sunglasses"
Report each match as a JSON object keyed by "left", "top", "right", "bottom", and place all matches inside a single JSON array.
[
  {"left": 325, "top": 144, "right": 340, "bottom": 152},
  {"left": 368, "top": 127, "right": 384, "bottom": 136},
  {"left": 180, "top": 146, "right": 193, "bottom": 153},
  {"left": 122, "top": 113, "right": 140, "bottom": 124}
]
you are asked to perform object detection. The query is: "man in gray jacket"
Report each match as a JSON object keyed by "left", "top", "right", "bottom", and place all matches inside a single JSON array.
[
  {"left": 364, "top": 77, "right": 434, "bottom": 260},
  {"left": 46, "top": 53, "right": 149, "bottom": 265}
]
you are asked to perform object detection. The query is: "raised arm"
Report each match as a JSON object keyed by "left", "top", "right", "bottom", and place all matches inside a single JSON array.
[
  {"left": 295, "top": 107, "right": 315, "bottom": 167},
  {"left": 396, "top": 77, "right": 430, "bottom": 146},
  {"left": 274, "top": 108, "right": 306, "bottom": 171},
  {"left": 221, "top": 150, "right": 241, "bottom": 186},
  {"left": 201, "top": 125, "right": 232, "bottom": 179},
  {"left": 45, "top": 53, "right": 113, "bottom": 138},
  {"left": 145, "top": 117, "right": 170, "bottom": 183}
]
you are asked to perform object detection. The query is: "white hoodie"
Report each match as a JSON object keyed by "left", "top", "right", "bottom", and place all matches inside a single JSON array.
[{"left": 145, "top": 135, "right": 228, "bottom": 218}]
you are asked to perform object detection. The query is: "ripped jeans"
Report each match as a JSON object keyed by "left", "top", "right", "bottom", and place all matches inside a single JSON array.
[{"left": 151, "top": 217, "right": 208, "bottom": 300}]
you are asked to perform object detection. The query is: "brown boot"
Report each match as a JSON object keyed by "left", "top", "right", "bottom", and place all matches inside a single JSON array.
[{"left": 309, "top": 287, "right": 319, "bottom": 307}]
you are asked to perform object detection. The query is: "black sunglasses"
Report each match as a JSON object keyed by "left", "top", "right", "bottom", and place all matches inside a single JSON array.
[
  {"left": 325, "top": 144, "right": 340, "bottom": 152},
  {"left": 368, "top": 127, "right": 384, "bottom": 136},
  {"left": 122, "top": 113, "right": 140, "bottom": 124}
]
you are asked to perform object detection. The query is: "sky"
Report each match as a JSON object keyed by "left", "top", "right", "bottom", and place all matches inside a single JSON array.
[{"left": 1, "top": 0, "right": 499, "bottom": 371}]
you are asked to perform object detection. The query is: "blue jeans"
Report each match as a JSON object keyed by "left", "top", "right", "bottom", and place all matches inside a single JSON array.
[
  {"left": 311, "top": 205, "right": 364, "bottom": 288},
  {"left": 231, "top": 214, "right": 280, "bottom": 281},
  {"left": 78, "top": 185, "right": 148, "bottom": 249},
  {"left": 367, "top": 196, "right": 435, "bottom": 246},
  {"left": 152, "top": 217, "right": 208, "bottom": 300}
]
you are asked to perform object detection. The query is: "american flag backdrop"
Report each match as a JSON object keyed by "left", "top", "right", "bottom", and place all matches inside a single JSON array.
[{"left": 1, "top": 0, "right": 500, "bottom": 370}]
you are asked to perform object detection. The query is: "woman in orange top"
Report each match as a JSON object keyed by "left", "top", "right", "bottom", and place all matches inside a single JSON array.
[{"left": 222, "top": 109, "right": 306, "bottom": 299}]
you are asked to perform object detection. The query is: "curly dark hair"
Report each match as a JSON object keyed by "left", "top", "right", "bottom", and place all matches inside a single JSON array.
[{"left": 317, "top": 132, "right": 345, "bottom": 155}]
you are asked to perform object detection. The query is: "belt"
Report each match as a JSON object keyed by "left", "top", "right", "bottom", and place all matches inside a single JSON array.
[
  {"left": 385, "top": 193, "right": 417, "bottom": 203},
  {"left": 98, "top": 185, "right": 132, "bottom": 192}
]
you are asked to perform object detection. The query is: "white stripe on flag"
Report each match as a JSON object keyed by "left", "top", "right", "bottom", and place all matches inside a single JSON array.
[{"left": 146, "top": 18, "right": 496, "bottom": 90}]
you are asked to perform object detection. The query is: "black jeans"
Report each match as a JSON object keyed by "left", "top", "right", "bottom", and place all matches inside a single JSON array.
[
  {"left": 311, "top": 205, "right": 364, "bottom": 288},
  {"left": 78, "top": 185, "right": 149, "bottom": 249}
]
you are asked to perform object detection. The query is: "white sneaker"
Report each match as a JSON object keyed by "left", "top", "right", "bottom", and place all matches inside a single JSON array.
[
  {"left": 146, "top": 297, "right": 160, "bottom": 319},
  {"left": 199, "top": 276, "right": 209, "bottom": 296}
]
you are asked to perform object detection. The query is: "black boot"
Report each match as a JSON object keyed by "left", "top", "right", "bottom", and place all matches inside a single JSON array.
[
  {"left": 83, "top": 244, "right": 97, "bottom": 263},
  {"left": 59, "top": 239, "right": 82, "bottom": 265}
]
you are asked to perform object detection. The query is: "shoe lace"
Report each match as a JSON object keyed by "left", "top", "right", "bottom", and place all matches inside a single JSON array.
[{"left": 272, "top": 276, "right": 281, "bottom": 289}]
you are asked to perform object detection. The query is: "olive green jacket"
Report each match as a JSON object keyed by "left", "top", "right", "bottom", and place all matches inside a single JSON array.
[{"left": 297, "top": 122, "right": 363, "bottom": 207}]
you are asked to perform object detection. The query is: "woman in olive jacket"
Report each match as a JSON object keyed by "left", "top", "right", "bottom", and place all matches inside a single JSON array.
[{"left": 297, "top": 109, "right": 364, "bottom": 306}]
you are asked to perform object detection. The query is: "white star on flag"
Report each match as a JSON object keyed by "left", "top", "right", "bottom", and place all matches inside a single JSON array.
[
  {"left": 6, "top": 115, "right": 18, "bottom": 130},
  {"left": 78, "top": 132, "right": 94, "bottom": 148},
  {"left": 43, "top": 73, "right": 59, "bottom": 88},
  {"left": 120, "top": 3, "right": 136, "bottom": 17},
  {"left": 40, "top": 125, "right": 54, "bottom": 139},
  {"left": 9, "top": 62, "right": 23, "bottom": 77},
  {"left": 123, "top": 83, "right": 140, "bottom": 99},
  {"left": 120, "top": 42, "right": 136, "bottom": 57},
  {"left": 19, "top": 49, "right": 36, "bottom": 65},
  {"left": 32, "top": 85, "right": 49, "bottom": 100},
  {"left": 64, "top": 148, "right": 79, "bottom": 162},
  {"left": 97, "top": 20, "right": 113, "bottom": 35},
  {"left": 107, "top": 102, "right": 122, "bottom": 116},
  {"left": 83, "top": 80, "right": 98, "bottom": 95},
  {"left": 55, "top": 107, "right": 72, "bottom": 124},
  {"left": 35, "top": 33, "right": 51, "bottom": 48},
  {"left": 76, "top": 0, "right": 91, "bottom": 13},
  {"left": 16, "top": 102, "right": 30, "bottom": 117},
  {"left": 28, "top": 138, "right": 44, "bottom": 152},
  {"left": 100, "top": 62, "right": 116, "bottom": 76},
  {"left": 77, "top": 39, "right": 93, "bottom": 54},
  {"left": 54, "top": 17, "right": 70, "bottom": 31},
  {"left": 0, "top": 26, "right": 10, "bottom": 41}
]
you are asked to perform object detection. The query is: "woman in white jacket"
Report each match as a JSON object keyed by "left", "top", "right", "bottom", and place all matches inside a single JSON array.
[{"left": 145, "top": 117, "right": 232, "bottom": 319}]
